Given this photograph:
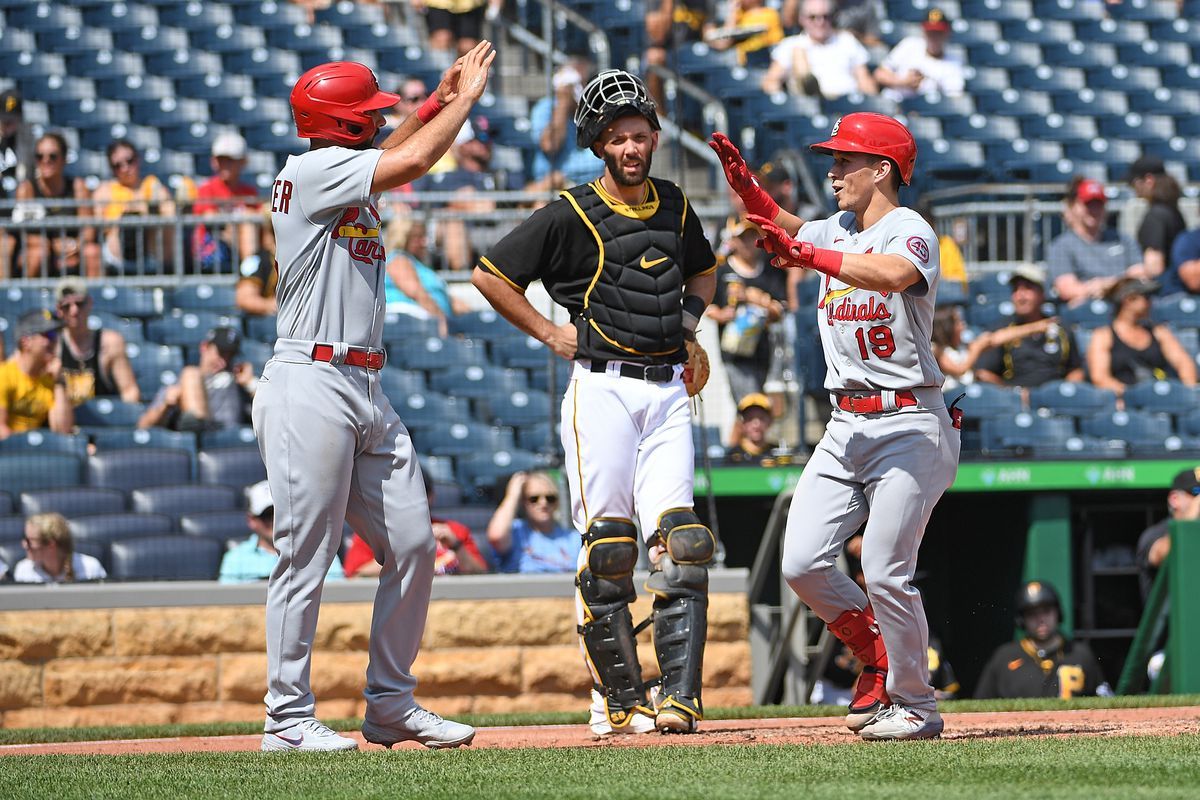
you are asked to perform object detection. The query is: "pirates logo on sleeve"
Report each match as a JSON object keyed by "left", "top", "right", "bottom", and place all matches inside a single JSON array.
[{"left": 906, "top": 236, "right": 929, "bottom": 263}]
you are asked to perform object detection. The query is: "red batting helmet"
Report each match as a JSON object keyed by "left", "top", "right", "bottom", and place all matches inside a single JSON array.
[
  {"left": 290, "top": 62, "right": 400, "bottom": 145},
  {"left": 809, "top": 112, "right": 918, "bottom": 185}
]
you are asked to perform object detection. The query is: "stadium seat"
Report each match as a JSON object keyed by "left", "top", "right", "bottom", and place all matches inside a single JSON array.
[
  {"left": 170, "top": 284, "right": 237, "bottom": 312},
  {"left": 90, "top": 285, "right": 162, "bottom": 318},
  {"left": 90, "top": 427, "right": 198, "bottom": 456},
  {"left": 419, "top": 455, "right": 457, "bottom": 485},
  {"left": 999, "top": 18, "right": 1073, "bottom": 46},
  {"left": 1037, "top": 435, "right": 1128, "bottom": 459},
  {"left": 1029, "top": 381, "right": 1119, "bottom": 418},
  {"left": 7, "top": 2, "right": 83, "bottom": 31},
  {"left": 428, "top": 479, "right": 464, "bottom": 509},
  {"left": 417, "top": 422, "right": 515, "bottom": 458},
  {"left": 430, "top": 365, "right": 528, "bottom": 400},
  {"left": 126, "top": 343, "right": 185, "bottom": 375},
  {"left": 0, "top": 453, "right": 84, "bottom": 495},
  {"left": 74, "top": 399, "right": 147, "bottom": 428},
  {"left": 244, "top": 314, "right": 278, "bottom": 344},
  {"left": 1022, "top": 113, "right": 1098, "bottom": 144},
  {"left": 198, "top": 447, "right": 267, "bottom": 489},
  {"left": 1042, "top": 41, "right": 1117, "bottom": 70},
  {"left": 376, "top": 368, "right": 428, "bottom": 400},
  {"left": 1151, "top": 294, "right": 1199, "bottom": 326},
  {"left": 516, "top": 420, "right": 560, "bottom": 454},
  {"left": 980, "top": 412, "right": 1075, "bottom": 454},
  {"left": 180, "top": 510, "right": 249, "bottom": 547},
  {"left": 966, "top": 297, "right": 1014, "bottom": 329},
  {"left": 0, "top": 431, "right": 88, "bottom": 460},
  {"left": 109, "top": 535, "right": 224, "bottom": 581},
  {"left": 1180, "top": 408, "right": 1200, "bottom": 438},
  {"left": 487, "top": 390, "right": 554, "bottom": 428},
  {"left": 87, "top": 449, "right": 192, "bottom": 491},
  {"left": 1053, "top": 89, "right": 1129, "bottom": 117},
  {"left": 0, "top": 538, "right": 24, "bottom": 572},
  {"left": 147, "top": 310, "right": 241, "bottom": 348},
  {"left": 0, "top": 515, "right": 28, "bottom": 540},
  {"left": 116, "top": 25, "right": 194, "bottom": 57},
  {"left": 131, "top": 484, "right": 239, "bottom": 521},
  {"left": 1081, "top": 409, "right": 1174, "bottom": 445},
  {"left": 20, "top": 487, "right": 127, "bottom": 518},
  {"left": 1075, "top": 18, "right": 1149, "bottom": 45},
  {"left": 1123, "top": 380, "right": 1199, "bottom": 414},
  {"left": 199, "top": 426, "right": 259, "bottom": 450},
  {"left": 392, "top": 336, "right": 489, "bottom": 373},
  {"left": 492, "top": 336, "right": 552, "bottom": 370},
  {"left": 0, "top": 491, "right": 11, "bottom": 516},
  {"left": 448, "top": 309, "right": 510, "bottom": 339},
  {"left": 0, "top": 286, "right": 54, "bottom": 318},
  {"left": 394, "top": 392, "right": 473, "bottom": 429},
  {"left": 69, "top": 512, "right": 175, "bottom": 546},
  {"left": 966, "top": 40, "right": 1041, "bottom": 70},
  {"left": 457, "top": 450, "right": 545, "bottom": 498},
  {"left": 975, "top": 88, "right": 1053, "bottom": 118},
  {"left": 950, "top": 383, "right": 1023, "bottom": 419},
  {"left": 1061, "top": 299, "right": 1114, "bottom": 330}
]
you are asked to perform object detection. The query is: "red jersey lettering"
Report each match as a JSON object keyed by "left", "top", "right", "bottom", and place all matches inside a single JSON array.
[{"left": 271, "top": 179, "right": 293, "bottom": 214}]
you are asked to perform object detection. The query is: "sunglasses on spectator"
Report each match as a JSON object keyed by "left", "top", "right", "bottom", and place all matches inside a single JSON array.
[
  {"left": 805, "top": 13, "right": 833, "bottom": 20},
  {"left": 525, "top": 494, "right": 558, "bottom": 504},
  {"left": 110, "top": 156, "right": 137, "bottom": 170},
  {"left": 58, "top": 299, "right": 87, "bottom": 310},
  {"left": 403, "top": 94, "right": 426, "bottom": 103},
  {"left": 22, "top": 537, "right": 48, "bottom": 548},
  {"left": 36, "top": 150, "right": 62, "bottom": 162}
]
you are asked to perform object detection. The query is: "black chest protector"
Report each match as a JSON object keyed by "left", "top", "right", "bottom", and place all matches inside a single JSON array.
[{"left": 563, "top": 180, "right": 688, "bottom": 362}]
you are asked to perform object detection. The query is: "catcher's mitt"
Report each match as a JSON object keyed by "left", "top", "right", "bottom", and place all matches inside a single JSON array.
[{"left": 682, "top": 339, "right": 710, "bottom": 397}]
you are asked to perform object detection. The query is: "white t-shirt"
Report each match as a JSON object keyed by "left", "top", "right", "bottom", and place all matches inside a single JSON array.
[
  {"left": 770, "top": 31, "right": 870, "bottom": 99},
  {"left": 880, "top": 36, "right": 966, "bottom": 101},
  {"left": 13, "top": 553, "right": 108, "bottom": 583}
]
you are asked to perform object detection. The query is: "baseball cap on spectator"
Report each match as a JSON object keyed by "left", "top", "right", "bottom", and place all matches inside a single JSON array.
[
  {"left": 1008, "top": 264, "right": 1047, "bottom": 289},
  {"left": 203, "top": 325, "right": 242, "bottom": 359},
  {"left": 1107, "top": 277, "right": 1159, "bottom": 304},
  {"left": 1125, "top": 154, "right": 1166, "bottom": 184},
  {"left": 246, "top": 480, "right": 274, "bottom": 517},
  {"left": 212, "top": 132, "right": 247, "bottom": 159},
  {"left": 757, "top": 161, "right": 792, "bottom": 185},
  {"left": 0, "top": 89, "right": 22, "bottom": 121},
  {"left": 16, "top": 309, "right": 63, "bottom": 340},
  {"left": 922, "top": 8, "right": 951, "bottom": 31},
  {"left": 737, "top": 393, "right": 773, "bottom": 416},
  {"left": 1170, "top": 467, "right": 1200, "bottom": 496},
  {"left": 54, "top": 278, "right": 89, "bottom": 304},
  {"left": 1074, "top": 178, "right": 1107, "bottom": 204}
]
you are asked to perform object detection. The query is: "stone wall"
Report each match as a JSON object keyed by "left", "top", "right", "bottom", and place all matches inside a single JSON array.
[{"left": 0, "top": 594, "right": 751, "bottom": 729}]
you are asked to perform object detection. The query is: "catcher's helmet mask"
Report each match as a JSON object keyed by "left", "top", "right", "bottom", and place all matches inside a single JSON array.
[
  {"left": 809, "top": 112, "right": 918, "bottom": 186},
  {"left": 574, "top": 69, "right": 661, "bottom": 153}
]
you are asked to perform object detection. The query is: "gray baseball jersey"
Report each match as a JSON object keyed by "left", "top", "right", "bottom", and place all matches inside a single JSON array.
[
  {"left": 270, "top": 146, "right": 387, "bottom": 347},
  {"left": 798, "top": 208, "right": 943, "bottom": 391}
]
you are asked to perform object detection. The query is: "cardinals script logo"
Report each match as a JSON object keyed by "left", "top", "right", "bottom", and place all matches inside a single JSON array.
[{"left": 332, "top": 204, "right": 385, "bottom": 266}]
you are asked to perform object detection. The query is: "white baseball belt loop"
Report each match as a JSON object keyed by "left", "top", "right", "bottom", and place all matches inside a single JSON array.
[
  {"left": 328, "top": 342, "right": 349, "bottom": 366},
  {"left": 879, "top": 389, "right": 898, "bottom": 412}
]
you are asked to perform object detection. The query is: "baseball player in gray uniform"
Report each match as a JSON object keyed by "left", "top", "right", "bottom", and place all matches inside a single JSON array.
[
  {"left": 256, "top": 44, "right": 495, "bottom": 753},
  {"left": 711, "top": 113, "right": 960, "bottom": 740}
]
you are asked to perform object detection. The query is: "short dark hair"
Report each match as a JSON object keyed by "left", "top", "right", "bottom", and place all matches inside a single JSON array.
[
  {"left": 106, "top": 138, "right": 137, "bottom": 161},
  {"left": 38, "top": 131, "right": 69, "bottom": 158}
]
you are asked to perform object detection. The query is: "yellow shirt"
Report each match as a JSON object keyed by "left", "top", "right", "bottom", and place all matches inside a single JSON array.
[
  {"left": 100, "top": 176, "right": 164, "bottom": 221},
  {"left": 0, "top": 358, "right": 56, "bottom": 433},
  {"left": 940, "top": 235, "right": 967, "bottom": 287},
  {"left": 734, "top": 7, "right": 784, "bottom": 65}
]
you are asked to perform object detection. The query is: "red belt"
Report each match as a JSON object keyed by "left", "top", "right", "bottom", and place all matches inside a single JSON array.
[
  {"left": 311, "top": 344, "right": 386, "bottom": 370},
  {"left": 836, "top": 390, "right": 918, "bottom": 414}
]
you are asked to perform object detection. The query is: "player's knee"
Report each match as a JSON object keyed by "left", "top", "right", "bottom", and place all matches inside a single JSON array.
[
  {"left": 858, "top": 550, "right": 907, "bottom": 594},
  {"left": 780, "top": 548, "right": 830, "bottom": 588},
  {"left": 578, "top": 517, "right": 638, "bottom": 614},
  {"left": 647, "top": 509, "right": 713, "bottom": 599}
]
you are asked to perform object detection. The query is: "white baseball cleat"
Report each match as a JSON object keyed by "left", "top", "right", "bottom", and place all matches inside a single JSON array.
[
  {"left": 587, "top": 690, "right": 656, "bottom": 737},
  {"left": 362, "top": 707, "right": 476, "bottom": 749},
  {"left": 845, "top": 701, "right": 886, "bottom": 733},
  {"left": 858, "top": 704, "right": 943, "bottom": 741},
  {"left": 261, "top": 718, "right": 359, "bottom": 752}
]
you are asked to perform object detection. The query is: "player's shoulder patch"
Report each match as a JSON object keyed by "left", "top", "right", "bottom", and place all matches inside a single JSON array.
[{"left": 906, "top": 235, "right": 930, "bottom": 264}]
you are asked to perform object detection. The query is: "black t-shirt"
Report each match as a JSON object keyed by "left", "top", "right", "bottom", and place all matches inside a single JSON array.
[
  {"left": 712, "top": 254, "right": 787, "bottom": 367},
  {"left": 238, "top": 249, "right": 278, "bottom": 299},
  {"left": 1137, "top": 201, "right": 1187, "bottom": 257},
  {"left": 974, "top": 637, "right": 1107, "bottom": 699},
  {"left": 975, "top": 321, "right": 1082, "bottom": 387},
  {"left": 478, "top": 179, "right": 716, "bottom": 362},
  {"left": 1136, "top": 518, "right": 1170, "bottom": 603}
]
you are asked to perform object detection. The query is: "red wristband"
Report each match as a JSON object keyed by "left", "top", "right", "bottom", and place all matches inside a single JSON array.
[
  {"left": 800, "top": 243, "right": 843, "bottom": 278},
  {"left": 417, "top": 95, "right": 444, "bottom": 124},
  {"left": 741, "top": 178, "right": 781, "bottom": 221}
]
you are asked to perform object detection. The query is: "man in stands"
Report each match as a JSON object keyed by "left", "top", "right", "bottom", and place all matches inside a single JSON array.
[
  {"left": 54, "top": 280, "right": 140, "bottom": 404},
  {"left": 0, "top": 310, "right": 74, "bottom": 439},
  {"left": 137, "top": 325, "right": 255, "bottom": 432},
  {"left": 193, "top": 132, "right": 260, "bottom": 274},
  {"left": 1046, "top": 177, "right": 1142, "bottom": 305},
  {"left": 762, "top": 0, "right": 877, "bottom": 98},
  {"left": 874, "top": 8, "right": 965, "bottom": 102},
  {"left": 1163, "top": 227, "right": 1200, "bottom": 297}
]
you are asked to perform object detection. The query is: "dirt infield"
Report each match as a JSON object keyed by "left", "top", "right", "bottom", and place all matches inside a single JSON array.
[{"left": 1, "top": 706, "right": 1196, "bottom": 756}]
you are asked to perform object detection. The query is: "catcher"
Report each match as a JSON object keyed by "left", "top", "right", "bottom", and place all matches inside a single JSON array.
[{"left": 472, "top": 68, "right": 717, "bottom": 736}]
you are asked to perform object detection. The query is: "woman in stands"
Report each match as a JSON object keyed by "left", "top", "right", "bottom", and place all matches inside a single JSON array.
[
  {"left": 14, "top": 132, "right": 100, "bottom": 278},
  {"left": 1087, "top": 277, "right": 1196, "bottom": 399},
  {"left": 12, "top": 512, "right": 106, "bottom": 584},
  {"left": 382, "top": 214, "right": 469, "bottom": 336},
  {"left": 931, "top": 306, "right": 1057, "bottom": 391},
  {"left": 92, "top": 139, "right": 176, "bottom": 275}
]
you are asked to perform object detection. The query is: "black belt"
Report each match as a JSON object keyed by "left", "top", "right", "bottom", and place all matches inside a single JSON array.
[{"left": 589, "top": 360, "right": 676, "bottom": 383}]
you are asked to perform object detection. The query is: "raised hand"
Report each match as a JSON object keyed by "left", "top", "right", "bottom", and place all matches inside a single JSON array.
[
  {"left": 746, "top": 213, "right": 806, "bottom": 266},
  {"left": 708, "top": 132, "right": 780, "bottom": 220},
  {"left": 456, "top": 40, "right": 496, "bottom": 102},
  {"left": 433, "top": 59, "right": 464, "bottom": 106}
]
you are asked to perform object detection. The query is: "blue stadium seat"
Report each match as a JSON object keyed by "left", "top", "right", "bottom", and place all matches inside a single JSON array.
[
  {"left": 447, "top": 309, "right": 510, "bottom": 340},
  {"left": 1022, "top": 113, "right": 1098, "bottom": 143},
  {"left": 232, "top": 1, "right": 312, "bottom": 28},
  {"left": 90, "top": 284, "right": 162, "bottom": 318},
  {"left": 1053, "top": 89, "right": 1129, "bottom": 117},
  {"left": 419, "top": 455, "right": 457, "bottom": 484},
  {"left": 900, "top": 93, "right": 975, "bottom": 119},
  {"left": 142, "top": 46, "right": 222, "bottom": 79},
  {"left": 1152, "top": 294, "right": 1200, "bottom": 325},
  {"left": 0, "top": 491, "right": 11, "bottom": 516},
  {"left": 196, "top": 446, "right": 267, "bottom": 490},
  {"left": 1090, "top": 65, "right": 1163, "bottom": 93},
  {"left": 375, "top": 368, "right": 427, "bottom": 400},
  {"left": 417, "top": 422, "right": 515, "bottom": 458},
  {"left": 168, "top": 284, "right": 237, "bottom": 312},
  {"left": 487, "top": 390, "right": 554, "bottom": 428},
  {"left": 394, "top": 392, "right": 472, "bottom": 429},
  {"left": 1129, "top": 87, "right": 1199, "bottom": 114},
  {"left": 1098, "top": 113, "right": 1176, "bottom": 142},
  {"left": 20, "top": 487, "right": 127, "bottom": 518},
  {"left": 382, "top": 312, "right": 441, "bottom": 342},
  {"left": 963, "top": 65, "right": 1010, "bottom": 93},
  {"left": 975, "top": 88, "right": 1053, "bottom": 118},
  {"left": 159, "top": 0, "right": 233, "bottom": 28},
  {"left": 7, "top": 2, "right": 83, "bottom": 31},
  {"left": 950, "top": 382, "right": 1023, "bottom": 419},
  {"left": 1042, "top": 41, "right": 1117, "bottom": 70},
  {"left": 82, "top": 1, "right": 160, "bottom": 30},
  {"left": 966, "top": 297, "right": 1015, "bottom": 329},
  {"left": 74, "top": 399, "right": 147, "bottom": 428},
  {"left": 396, "top": 336, "right": 489, "bottom": 372},
  {"left": 146, "top": 310, "right": 241, "bottom": 348},
  {"left": 980, "top": 412, "right": 1075, "bottom": 454},
  {"left": 131, "top": 484, "right": 239, "bottom": 521},
  {"left": 1148, "top": 17, "right": 1200, "bottom": 44},
  {"left": 0, "top": 537, "right": 25, "bottom": 571},
  {"left": 1010, "top": 65, "right": 1087, "bottom": 94},
  {"left": 0, "top": 431, "right": 88, "bottom": 460},
  {"left": 1118, "top": 41, "right": 1193, "bottom": 69},
  {"left": 1123, "top": 380, "right": 1199, "bottom": 414},
  {"left": 1000, "top": 19, "right": 1074, "bottom": 46},
  {"left": 1081, "top": 409, "right": 1174, "bottom": 445},
  {"left": 0, "top": 453, "right": 83, "bottom": 494},
  {"left": 457, "top": 450, "right": 546, "bottom": 497},
  {"left": 109, "top": 535, "right": 224, "bottom": 581},
  {"left": 114, "top": 25, "right": 192, "bottom": 56},
  {"left": 126, "top": 343, "right": 184, "bottom": 375},
  {"left": 516, "top": 420, "right": 561, "bottom": 454},
  {"left": 430, "top": 365, "right": 528, "bottom": 400},
  {"left": 492, "top": 336, "right": 552, "bottom": 370},
  {"left": 1061, "top": 299, "right": 1114, "bottom": 330},
  {"left": 960, "top": 0, "right": 1033, "bottom": 22},
  {"left": 90, "top": 428, "right": 198, "bottom": 459},
  {"left": 69, "top": 512, "right": 175, "bottom": 547},
  {"left": 87, "top": 449, "right": 192, "bottom": 491},
  {"left": 1075, "top": 19, "right": 1149, "bottom": 44},
  {"left": 1037, "top": 435, "right": 1128, "bottom": 459},
  {"left": 1106, "top": 0, "right": 1180, "bottom": 21},
  {"left": 524, "top": 364, "right": 573, "bottom": 398},
  {"left": 966, "top": 40, "right": 1041, "bottom": 69},
  {"left": 940, "top": 114, "right": 1021, "bottom": 144},
  {"left": 180, "top": 510, "right": 249, "bottom": 546},
  {"left": 1030, "top": 381, "right": 1119, "bottom": 418},
  {"left": 196, "top": 426, "right": 257, "bottom": 451},
  {"left": 244, "top": 314, "right": 278, "bottom": 344},
  {"left": 0, "top": 286, "right": 54, "bottom": 317}
]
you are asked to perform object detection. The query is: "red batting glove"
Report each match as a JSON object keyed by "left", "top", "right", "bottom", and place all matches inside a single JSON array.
[
  {"left": 746, "top": 214, "right": 843, "bottom": 277},
  {"left": 708, "top": 132, "right": 780, "bottom": 221}
]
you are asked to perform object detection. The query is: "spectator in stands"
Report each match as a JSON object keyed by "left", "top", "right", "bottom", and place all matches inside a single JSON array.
[
  {"left": 14, "top": 132, "right": 100, "bottom": 278},
  {"left": 974, "top": 265, "right": 1083, "bottom": 389},
  {"left": 0, "top": 310, "right": 74, "bottom": 440},
  {"left": 420, "top": 0, "right": 498, "bottom": 57},
  {"left": 1087, "top": 277, "right": 1196, "bottom": 399},
  {"left": 54, "top": 280, "right": 140, "bottom": 405},
  {"left": 645, "top": 0, "right": 717, "bottom": 108},
  {"left": 344, "top": 473, "right": 486, "bottom": 577},
  {"left": 708, "top": 219, "right": 787, "bottom": 404},
  {"left": 527, "top": 57, "right": 600, "bottom": 192},
  {"left": 762, "top": 0, "right": 877, "bottom": 98},
  {"left": 932, "top": 306, "right": 986, "bottom": 391},
  {"left": 383, "top": 215, "right": 468, "bottom": 335},
  {"left": 1126, "top": 155, "right": 1187, "bottom": 280},
  {"left": 235, "top": 209, "right": 278, "bottom": 317},
  {"left": 726, "top": 393, "right": 779, "bottom": 465},
  {"left": 415, "top": 117, "right": 500, "bottom": 271},
  {"left": 0, "top": 89, "right": 32, "bottom": 278},
  {"left": 93, "top": 139, "right": 176, "bottom": 275},
  {"left": 384, "top": 76, "right": 430, "bottom": 131},
  {"left": 975, "top": 580, "right": 1110, "bottom": 699},
  {"left": 707, "top": 0, "right": 784, "bottom": 68},
  {"left": 11, "top": 512, "right": 106, "bottom": 584},
  {"left": 192, "top": 132, "right": 260, "bottom": 275},
  {"left": 916, "top": 195, "right": 967, "bottom": 290},
  {"left": 874, "top": 8, "right": 964, "bottom": 102},
  {"left": 221, "top": 480, "right": 344, "bottom": 583},
  {"left": 488, "top": 471, "right": 579, "bottom": 573},
  {"left": 137, "top": 326, "right": 255, "bottom": 432},
  {"left": 1164, "top": 227, "right": 1200, "bottom": 297},
  {"left": 1136, "top": 466, "right": 1200, "bottom": 603},
  {"left": 1046, "top": 177, "right": 1142, "bottom": 305}
]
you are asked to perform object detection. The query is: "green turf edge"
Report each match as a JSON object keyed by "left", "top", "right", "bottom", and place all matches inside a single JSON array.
[{"left": 2, "top": 694, "right": 1198, "bottom": 746}]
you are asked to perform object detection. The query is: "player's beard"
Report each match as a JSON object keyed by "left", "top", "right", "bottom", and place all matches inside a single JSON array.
[{"left": 604, "top": 149, "right": 652, "bottom": 187}]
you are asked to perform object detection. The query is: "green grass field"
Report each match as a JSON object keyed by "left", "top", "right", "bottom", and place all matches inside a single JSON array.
[{"left": 3, "top": 697, "right": 1198, "bottom": 800}]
